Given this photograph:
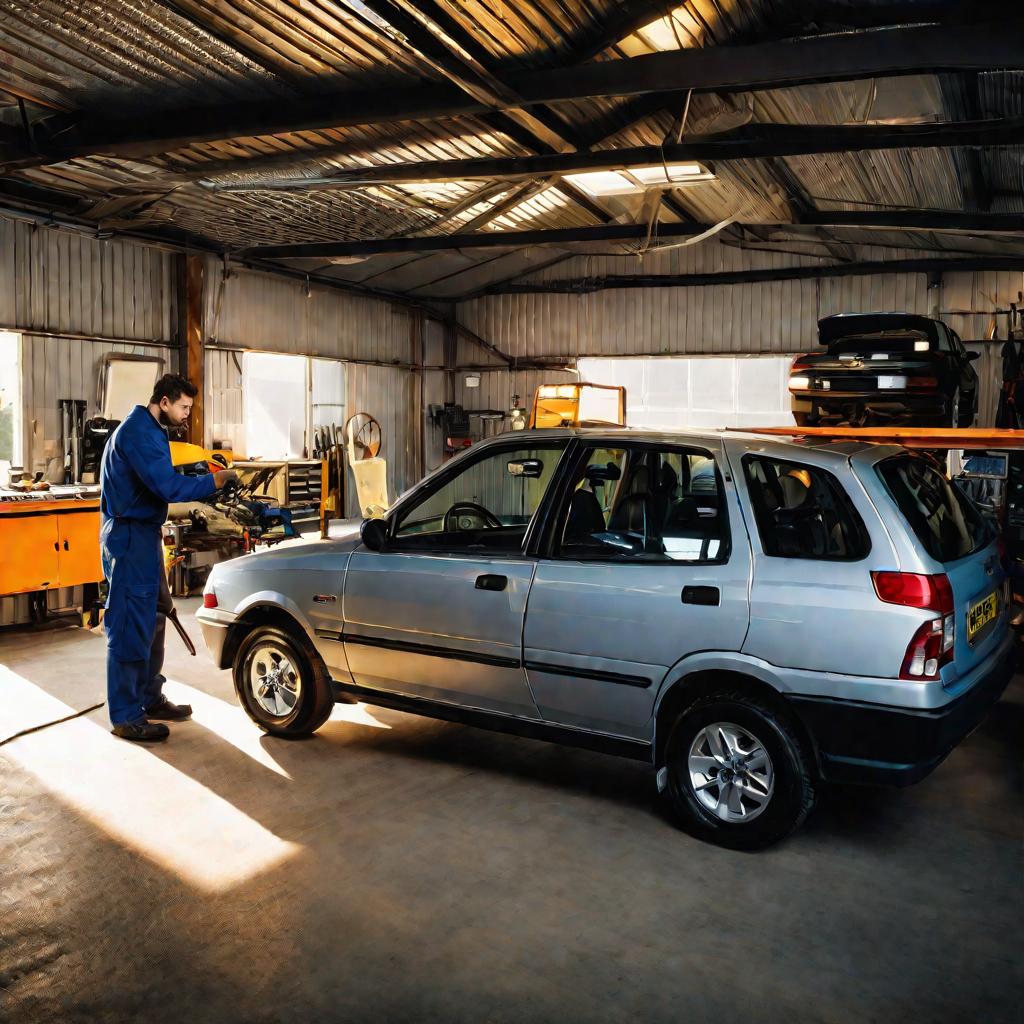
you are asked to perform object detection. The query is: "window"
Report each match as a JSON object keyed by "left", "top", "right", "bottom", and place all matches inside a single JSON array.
[
  {"left": 744, "top": 456, "right": 870, "bottom": 560},
  {"left": 555, "top": 444, "right": 729, "bottom": 563},
  {"left": 878, "top": 455, "right": 992, "bottom": 563},
  {"left": 0, "top": 331, "right": 22, "bottom": 468},
  {"left": 243, "top": 352, "right": 309, "bottom": 459},
  {"left": 392, "top": 443, "right": 565, "bottom": 552}
]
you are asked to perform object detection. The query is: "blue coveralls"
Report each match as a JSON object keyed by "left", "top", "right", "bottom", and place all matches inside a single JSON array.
[{"left": 99, "top": 405, "right": 216, "bottom": 726}]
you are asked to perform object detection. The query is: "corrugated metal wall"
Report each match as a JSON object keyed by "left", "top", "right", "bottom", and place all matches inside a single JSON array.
[
  {"left": 21, "top": 335, "right": 175, "bottom": 470},
  {"left": 0, "top": 219, "right": 176, "bottom": 342},
  {"left": 205, "top": 261, "right": 415, "bottom": 362},
  {"left": 346, "top": 362, "right": 418, "bottom": 514},
  {"left": 456, "top": 242, "right": 1024, "bottom": 361}
]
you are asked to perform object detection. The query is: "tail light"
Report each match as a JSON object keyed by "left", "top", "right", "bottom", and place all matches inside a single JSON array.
[
  {"left": 790, "top": 355, "right": 813, "bottom": 372},
  {"left": 203, "top": 591, "right": 218, "bottom": 609},
  {"left": 872, "top": 571, "right": 954, "bottom": 680},
  {"left": 907, "top": 376, "right": 939, "bottom": 390}
]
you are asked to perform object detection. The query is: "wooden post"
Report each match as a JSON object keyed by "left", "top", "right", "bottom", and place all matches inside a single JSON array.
[{"left": 181, "top": 254, "right": 205, "bottom": 446}]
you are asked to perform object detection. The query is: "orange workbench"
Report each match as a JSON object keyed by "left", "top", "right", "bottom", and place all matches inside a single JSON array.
[{"left": 0, "top": 494, "right": 103, "bottom": 596}]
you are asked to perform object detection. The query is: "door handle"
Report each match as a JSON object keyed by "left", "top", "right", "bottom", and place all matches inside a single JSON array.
[
  {"left": 475, "top": 574, "right": 508, "bottom": 592},
  {"left": 682, "top": 585, "right": 719, "bottom": 606}
]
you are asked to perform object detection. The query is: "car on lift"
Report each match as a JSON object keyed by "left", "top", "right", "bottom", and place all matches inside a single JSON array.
[
  {"left": 196, "top": 428, "right": 1013, "bottom": 850},
  {"left": 789, "top": 313, "right": 980, "bottom": 427}
]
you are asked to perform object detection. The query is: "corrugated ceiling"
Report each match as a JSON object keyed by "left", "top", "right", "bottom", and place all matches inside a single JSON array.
[{"left": 0, "top": 0, "right": 1016, "bottom": 299}]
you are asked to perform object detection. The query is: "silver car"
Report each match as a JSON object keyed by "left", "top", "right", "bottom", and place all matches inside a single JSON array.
[{"left": 197, "top": 429, "right": 1014, "bottom": 848}]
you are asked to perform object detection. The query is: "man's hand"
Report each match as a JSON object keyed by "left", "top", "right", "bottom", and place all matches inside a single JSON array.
[{"left": 213, "top": 469, "right": 240, "bottom": 489}]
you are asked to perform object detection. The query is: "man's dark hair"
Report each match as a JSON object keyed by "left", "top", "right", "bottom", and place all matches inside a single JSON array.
[{"left": 150, "top": 373, "right": 198, "bottom": 405}]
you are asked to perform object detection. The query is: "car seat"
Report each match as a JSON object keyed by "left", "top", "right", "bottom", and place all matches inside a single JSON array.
[{"left": 564, "top": 486, "right": 606, "bottom": 544}]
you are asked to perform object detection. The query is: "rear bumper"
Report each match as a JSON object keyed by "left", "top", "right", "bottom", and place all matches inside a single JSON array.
[
  {"left": 785, "top": 641, "right": 1016, "bottom": 786},
  {"left": 792, "top": 392, "right": 949, "bottom": 417}
]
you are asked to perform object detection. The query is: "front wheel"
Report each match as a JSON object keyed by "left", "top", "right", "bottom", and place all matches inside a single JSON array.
[
  {"left": 234, "top": 625, "right": 334, "bottom": 737},
  {"left": 662, "top": 691, "right": 816, "bottom": 850}
]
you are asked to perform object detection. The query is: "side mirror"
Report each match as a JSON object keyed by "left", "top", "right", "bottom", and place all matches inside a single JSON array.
[
  {"left": 967, "top": 351, "right": 981, "bottom": 361},
  {"left": 360, "top": 517, "right": 389, "bottom": 551},
  {"left": 508, "top": 458, "right": 543, "bottom": 478}
]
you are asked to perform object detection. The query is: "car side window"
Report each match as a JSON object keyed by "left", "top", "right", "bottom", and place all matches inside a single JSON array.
[
  {"left": 743, "top": 456, "right": 870, "bottom": 561},
  {"left": 554, "top": 444, "right": 730, "bottom": 563},
  {"left": 391, "top": 443, "right": 564, "bottom": 553}
]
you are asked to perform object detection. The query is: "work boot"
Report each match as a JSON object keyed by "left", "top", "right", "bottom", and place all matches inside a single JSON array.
[
  {"left": 111, "top": 721, "right": 170, "bottom": 743},
  {"left": 145, "top": 695, "right": 193, "bottom": 721}
]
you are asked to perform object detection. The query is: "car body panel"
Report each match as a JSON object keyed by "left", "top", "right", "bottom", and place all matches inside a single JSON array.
[
  {"left": 523, "top": 437, "right": 751, "bottom": 739},
  {"left": 342, "top": 549, "right": 540, "bottom": 717},
  {"left": 198, "top": 427, "right": 1012, "bottom": 785}
]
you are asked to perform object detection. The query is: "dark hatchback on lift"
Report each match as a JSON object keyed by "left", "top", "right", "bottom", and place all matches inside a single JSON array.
[{"left": 789, "top": 313, "right": 980, "bottom": 428}]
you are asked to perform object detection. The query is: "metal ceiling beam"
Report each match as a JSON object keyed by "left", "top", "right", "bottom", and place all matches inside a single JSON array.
[
  {"left": 476, "top": 256, "right": 1024, "bottom": 296},
  {"left": 204, "top": 118, "right": 1024, "bottom": 191},
  {"left": 240, "top": 211, "right": 1024, "bottom": 260},
  {"left": 21, "top": 20, "right": 1021, "bottom": 165}
]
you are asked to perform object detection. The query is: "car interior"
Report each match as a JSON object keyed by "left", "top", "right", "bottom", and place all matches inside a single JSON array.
[
  {"left": 560, "top": 447, "right": 727, "bottom": 561},
  {"left": 744, "top": 456, "right": 865, "bottom": 559}
]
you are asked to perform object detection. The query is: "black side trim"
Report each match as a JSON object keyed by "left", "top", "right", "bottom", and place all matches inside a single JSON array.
[
  {"left": 332, "top": 680, "right": 652, "bottom": 762},
  {"left": 524, "top": 659, "right": 652, "bottom": 689},
  {"left": 315, "top": 629, "right": 344, "bottom": 642},
  {"left": 343, "top": 632, "right": 522, "bottom": 669}
]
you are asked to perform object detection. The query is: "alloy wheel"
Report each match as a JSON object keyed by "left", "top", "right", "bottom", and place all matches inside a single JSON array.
[
  {"left": 250, "top": 644, "right": 302, "bottom": 718},
  {"left": 687, "top": 721, "right": 775, "bottom": 822}
]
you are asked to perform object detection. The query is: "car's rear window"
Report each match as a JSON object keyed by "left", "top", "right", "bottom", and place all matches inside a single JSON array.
[{"left": 877, "top": 455, "right": 993, "bottom": 563}]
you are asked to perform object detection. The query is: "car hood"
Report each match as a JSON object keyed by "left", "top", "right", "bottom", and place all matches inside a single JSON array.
[{"left": 229, "top": 519, "right": 364, "bottom": 568}]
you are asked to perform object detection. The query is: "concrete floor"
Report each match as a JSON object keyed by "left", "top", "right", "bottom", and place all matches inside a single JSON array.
[{"left": 1, "top": 598, "right": 1021, "bottom": 1024}]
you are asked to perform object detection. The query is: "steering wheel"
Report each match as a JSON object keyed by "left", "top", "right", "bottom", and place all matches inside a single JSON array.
[{"left": 443, "top": 501, "right": 502, "bottom": 532}]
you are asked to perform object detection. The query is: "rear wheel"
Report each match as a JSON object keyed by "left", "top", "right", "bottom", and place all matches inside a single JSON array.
[
  {"left": 662, "top": 691, "right": 816, "bottom": 850},
  {"left": 234, "top": 625, "right": 334, "bottom": 737},
  {"left": 793, "top": 411, "right": 813, "bottom": 427}
]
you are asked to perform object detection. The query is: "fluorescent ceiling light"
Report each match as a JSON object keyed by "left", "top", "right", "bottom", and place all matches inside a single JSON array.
[
  {"left": 565, "top": 163, "right": 714, "bottom": 197},
  {"left": 632, "top": 163, "right": 710, "bottom": 185}
]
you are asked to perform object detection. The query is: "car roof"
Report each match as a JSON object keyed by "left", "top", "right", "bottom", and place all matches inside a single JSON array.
[{"left": 482, "top": 426, "right": 885, "bottom": 461}]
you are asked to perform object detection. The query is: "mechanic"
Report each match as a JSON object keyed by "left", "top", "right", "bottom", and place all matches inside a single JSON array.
[{"left": 100, "top": 373, "right": 237, "bottom": 743}]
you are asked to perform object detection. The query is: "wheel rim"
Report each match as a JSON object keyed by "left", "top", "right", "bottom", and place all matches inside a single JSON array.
[
  {"left": 687, "top": 721, "right": 774, "bottom": 823},
  {"left": 249, "top": 644, "right": 302, "bottom": 718}
]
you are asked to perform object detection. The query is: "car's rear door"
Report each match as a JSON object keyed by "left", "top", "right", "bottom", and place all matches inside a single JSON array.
[
  {"left": 521, "top": 437, "right": 751, "bottom": 741},
  {"left": 341, "top": 438, "right": 571, "bottom": 718}
]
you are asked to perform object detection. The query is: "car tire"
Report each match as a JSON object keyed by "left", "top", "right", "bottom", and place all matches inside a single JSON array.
[
  {"left": 792, "top": 412, "right": 813, "bottom": 427},
  {"left": 662, "top": 691, "right": 816, "bottom": 850},
  {"left": 233, "top": 625, "right": 335, "bottom": 738}
]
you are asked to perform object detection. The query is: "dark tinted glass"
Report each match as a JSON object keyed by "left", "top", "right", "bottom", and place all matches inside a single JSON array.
[
  {"left": 877, "top": 455, "right": 992, "bottom": 563},
  {"left": 744, "top": 456, "right": 870, "bottom": 560}
]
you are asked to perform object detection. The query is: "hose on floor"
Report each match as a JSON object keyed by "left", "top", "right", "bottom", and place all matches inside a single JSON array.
[{"left": 0, "top": 702, "right": 105, "bottom": 748}]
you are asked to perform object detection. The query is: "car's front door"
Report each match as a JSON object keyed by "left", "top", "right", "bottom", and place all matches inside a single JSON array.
[
  {"left": 341, "top": 439, "right": 570, "bottom": 718},
  {"left": 522, "top": 439, "right": 752, "bottom": 740}
]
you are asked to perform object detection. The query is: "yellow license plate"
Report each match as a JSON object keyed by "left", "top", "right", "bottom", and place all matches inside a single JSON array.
[{"left": 968, "top": 592, "right": 998, "bottom": 642}]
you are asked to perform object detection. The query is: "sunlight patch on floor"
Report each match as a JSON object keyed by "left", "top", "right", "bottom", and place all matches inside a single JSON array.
[
  {"left": 162, "top": 679, "right": 292, "bottom": 778},
  {"left": 327, "top": 701, "right": 392, "bottom": 730},
  {"left": 0, "top": 666, "right": 300, "bottom": 893}
]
